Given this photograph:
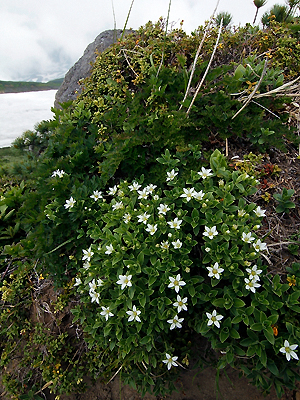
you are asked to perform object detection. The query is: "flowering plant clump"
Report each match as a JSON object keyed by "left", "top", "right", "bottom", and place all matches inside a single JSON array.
[{"left": 48, "top": 148, "right": 299, "bottom": 397}]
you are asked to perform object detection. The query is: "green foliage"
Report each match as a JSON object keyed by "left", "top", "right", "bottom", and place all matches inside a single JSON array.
[
  {"left": 273, "top": 187, "right": 296, "bottom": 213},
  {"left": 1, "top": 19, "right": 300, "bottom": 399}
]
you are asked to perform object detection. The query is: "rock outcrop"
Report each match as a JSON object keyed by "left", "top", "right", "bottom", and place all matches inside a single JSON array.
[{"left": 54, "top": 29, "right": 132, "bottom": 108}]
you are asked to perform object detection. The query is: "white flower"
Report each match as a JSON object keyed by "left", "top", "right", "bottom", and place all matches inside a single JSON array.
[
  {"left": 107, "top": 185, "right": 118, "bottom": 196},
  {"left": 193, "top": 190, "right": 205, "bottom": 200},
  {"left": 242, "top": 232, "right": 255, "bottom": 243},
  {"left": 163, "top": 353, "right": 178, "bottom": 370},
  {"left": 74, "top": 277, "right": 82, "bottom": 287},
  {"left": 137, "top": 188, "right": 149, "bottom": 199},
  {"left": 279, "top": 340, "right": 299, "bottom": 361},
  {"left": 172, "top": 239, "right": 182, "bottom": 249},
  {"left": 117, "top": 190, "right": 124, "bottom": 197},
  {"left": 166, "top": 169, "right": 178, "bottom": 181},
  {"left": 254, "top": 206, "right": 266, "bottom": 218},
  {"left": 100, "top": 306, "right": 114, "bottom": 321},
  {"left": 137, "top": 212, "right": 151, "bottom": 224},
  {"left": 97, "top": 278, "right": 104, "bottom": 287},
  {"left": 167, "top": 315, "right": 184, "bottom": 330},
  {"left": 105, "top": 244, "right": 114, "bottom": 255},
  {"left": 168, "top": 274, "right": 186, "bottom": 293},
  {"left": 157, "top": 204, "right": 170, "bottom": 215},
  {"left": 123, "top": 213, "right": 131, "bottom": 224},
  {"left": 126, "top": 305, "right": 141, "bottom": 322},
  {"left": 145, "top": 184, "right": 157, "bottom": 194},
  {"left": 167, "top": 217, "right": 182, "bottom": 230},
  {"left": 203, "top": 226, "right": 218, "bottom": 239},
  {"left": 83, "top": 261, "right": 91, "bottom": 270},
  {"left": 128, "top": 181, "right": 141, "bottom": 191},
  {"left": 82, "top": 246, "right": 94, "bottom": 262},
  {"left": 238, "top": 209, "right": 246, "bottom": 217},
  {"left": 207, "top": 262, "right": 224, "bottom": 279},
  {"left": 90, "top": 290, "right": 100, "bottom": 304},
  {"left": 145, "top": 224, "right": 157, "bottom": 235},
  {"left": 198, "top": 167, "right": 213, "bottom": 179},
  {"left": 90, "top": 190, "right": 103, "bottom": 201},
  {"left": 160, "top": 241, "right": 170, "bottom": 250},
  {"left": 153, "top": 195, "right": 159, "bottom": 200},
  {"left": 116, "top": 274, "right": 132, "bottom": 290},
  {"left": 52, "top": 169, "right": 65, "bottom": 178},
  {"left": 245, "top": 277, "right": 261, "bottom": 293},
  {"left": 64, "top": 196, "right": 76, "bottom": 209},
  {"left": 205, "top": 247, "right": 211, "bottom": 252},
  {"left": 173, "top": 295, "right": 188, "bottom": 312},
  {"left": 180, "top": 187, "right": 195, "bottom": 202},
  {"left": 206, "top": 310, "right": 223, "bottom": 328},
  {"left": 253, "top": 239, "right": 268, "bottom": 253},
  {"left": 112, "top": 201, "right": 123, "bottom": 211},
  {"left": 246, "top": 265, "right": 263, "bottom": 281},
  {"left": 89, "top": 279, "right": 97, "bottom": 292}
]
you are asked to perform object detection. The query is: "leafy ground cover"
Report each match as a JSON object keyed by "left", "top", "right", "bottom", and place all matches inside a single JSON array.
[{"left": 0, "top": 18, "right": 300, "bottom": 400}]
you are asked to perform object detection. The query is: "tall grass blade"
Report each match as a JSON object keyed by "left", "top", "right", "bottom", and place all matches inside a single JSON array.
[
  {"left": 111, "top": 0, "right": 117, "bottom": 42},
  {"left": 121, "top": 0, "right": 135, "bottom": 42},
  {"left": 156, "top": 0, "right": 172, "bottom": 78}
]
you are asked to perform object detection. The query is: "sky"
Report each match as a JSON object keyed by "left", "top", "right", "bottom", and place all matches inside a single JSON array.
[{"left": 0, "top": 0, "right": 288, "bottom": 82}]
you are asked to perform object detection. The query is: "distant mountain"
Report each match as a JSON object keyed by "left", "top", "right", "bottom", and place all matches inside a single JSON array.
[{"left": 0, "top": 78, "right": 64, "bottom": 94}]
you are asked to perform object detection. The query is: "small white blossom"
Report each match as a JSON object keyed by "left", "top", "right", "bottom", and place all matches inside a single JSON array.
[
  {"left": 97, "top": 278, "right": 104, "bottom": 287},
  {"left": 160, "top": 241, "right": 170, "bottom": 250},
  {"left": 137, "top": 212, "right": 151, "bottom": 224},
  {"left": 145, "top": 184, "right": 157, "bottom": 194},
  {"left": 254, "top": 206, "right": 266, "bottom": 218},
  {"left": 105, "top": 244, "right": 114, "bottom": 255},
  {"left": 205, "top": 247, "right": 211, "bottom": 252},
  {"left": 180, "top": 187, "right": 196, "bottom": 202},
  {"left": 173, "top": 295, "right": 188, "bottom": 312},
  {"left": 198, "top": 167, "right": 213, "bottom": 179},
  {"left": 163, "top": 353, "right": 178, "bottom": 370},
  {"left": 116, "top": 274, "right": 132, "bottom": 290},
  {"left": 126, "top": 305, "right": 141, "bottom": 322},
  {"left": 167, "top": 315, "right": 184, "bottom": 330},
  {"left": 168, "top": 274, "right": 186, "bottom": 293},
  {"left": 157, "top": 204, "right": 170, "bottom": 215},
  {"left": 128, "top": 182, "right": 141, "bottom": 191},
  {"left": 153, "top": 195, "right": 159, "bottom": 200},
  {"left": 123, "top": 213, "right": 131, "bottom": 224},
  {"left": 74, "top": 277, "right": 82, "bottom": 287},
  {"left": 166, "top": 169, "right": 178, "bottom": 181},
  {"left": 107, "top": 185, "right": 118, "bottom": 196},
  {"left": 246, "top": 265, "right": 263, "bottom": 281},
  {"left": 242, "top": 232, "right": 255, "bottom": 243},
  {"left": 89, "top": 279, "right": 97, "bottom": 292},
  {"left": 90, "top": 190, "right": 103, "bottom": 201},
  {"left": 83, "top": 261, "right": 91, "bottom": 270},
  {"left": 206, "top": 310, "right": 223, "bottom": 328},
  {"left": 52, "top": 169, "right": 65, "bottom": 178},
  {"left": 64, "top": 196, "right": 76, "bottom": 209},
  {"left": 167, "top": 217, "right": 182, "bottom": 230},
  {"left": 207, "top": 262, "right": 224, "bottom": 280},
  {"left": 145, "top": 224, "right": 157, "bottom": 235},
  {"left": 245, "top": 277, "right": 261, "bottom": 293},
  {"left": 112, "top": 201, "right": 124, "bottom": 211},
  {"left": 238, "top": 209, "right": 246, "bottom": 217},
  {"left": 137, "top": 188, "right": 149, "bottom": 199},
  {"left": 172, "top": 239, "right": 182, "bottom": 249},
  {"left": 82, "top": 247, "right": 94, "bottom": 262},
  {"left": 90, "top": 290, "right": 100, "bottom": 304},
  {"left": 203, "top": 226, "right": 218, "bottom": 239},
  {"left": 100, "top": 306, "right": 114, "bottom": 321},
  {"left": 117, "top": 189, "right": 124, "bottom": 197},
  {"left": 193, "top": 190, "right": 205, "bottom": 200},
  {"left": 279, "top": 340, "right": 299, "bottom": 361},
  {"left": 253, "top": 239, "right": 268, "bottom": 253}
]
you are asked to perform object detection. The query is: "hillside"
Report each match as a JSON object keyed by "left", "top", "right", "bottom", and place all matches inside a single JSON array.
[{"left": 0, "top": 78, "right": 63, "bottom": 93}]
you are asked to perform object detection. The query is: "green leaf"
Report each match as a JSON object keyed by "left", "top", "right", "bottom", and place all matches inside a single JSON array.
[
  {"left": 250, "top": 323, "right": 263, "bottom": 331},
  {"left": 188, "top": 285, "right": 196, "bottom": 297},
  {"left": 230, "top": 328, "right": 240, "bottom": 339},
  {"left": 263, "top": 327, "right": 275, "bottom": 345},
  {"left": 261, "top": 349, "right": 267, "bottom": 367},
  {"left": 212, "top": 298, "right": 226, "bottom": 308},
  {"left": 220, "top": 328, "right": 229, "bottom": 343},
  {"left": 233, "top": 298, "right": 245, "bottom": 308}
]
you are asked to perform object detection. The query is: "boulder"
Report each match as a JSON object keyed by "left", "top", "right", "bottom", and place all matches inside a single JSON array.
[{"left": 54, "top": 29, "right": 132, "bottom": 108}]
